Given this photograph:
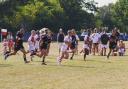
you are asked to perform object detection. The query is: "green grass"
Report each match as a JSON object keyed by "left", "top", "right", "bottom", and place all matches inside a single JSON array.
[{"left": 0, "top": 42, "right": 128, "bottom": 89}]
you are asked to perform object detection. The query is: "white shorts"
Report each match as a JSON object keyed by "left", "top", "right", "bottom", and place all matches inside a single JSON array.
[
  {"left": 58, "top": 42, "right": 63, "bottom": 49},
  {"left": 28, "top": 45, "right": 35, "bottom": 52},
  {"left": 35, "top": 41, "right": 39, "bottom": 49},
  {"left": 101, "top": 44, "right": 108, "bottom": 49},
  {"left": 119, "top": 48, "right": 125, "bottom": 53},
  {"left": 83, "top": 44, "right": 90, "bottom": 50},
  {"left": 61, "top": 43, "right": 68, "bottom": 52}
]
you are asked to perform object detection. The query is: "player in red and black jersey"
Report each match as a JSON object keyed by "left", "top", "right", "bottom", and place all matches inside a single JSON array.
[
  {"left": 70, "top": 29, "right": 79, "bottom": 60},
  {"left": 107, "top": 30, "right": 118, "bottom": 59},
  {"left": 45, "top": 28, "right": 52, "bottom": 55},
  {"left": 4, "top": 28, "right": 29, "bottom": 63},
  {"left": 35, "top": 29, "right": 49, "bottom": 65}
]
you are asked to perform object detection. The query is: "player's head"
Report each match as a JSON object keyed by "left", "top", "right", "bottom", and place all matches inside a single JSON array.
[
  {"left": 86, "top": 29, "right": 90, "bottom": 35},
  {"left": 20, "top": 28, "right": 25, "bottom": 34},
  {"left": 40, "top": 28, "right": 46, "bottom": 35},
  {"left": 36, "top": 30, "right": 40, "bottom": 35},
  {"left": 112, "top": 29, "right": 116, "bottom": 35},
  {"left": 67, "top": 30, "right": 72, "bottom": 36},
  {"left": 44, "top": 28, "right": 49, "bottom": 34},
  {"left": 31, "top": 30, "right": 36, "bottom": 36},
  {"left": 71, "top": 29, "right": 76, "bottom": 35},
  {"left": 59, "top": 28, "right": 63, "bottom": 33},
  {"left": 3, "top": 38, "right": 7, "bottom": 42},
  {"left": 120, "top": 40, "right": 123, "bottom": 43},
  {"left": 94, "top": 28, "right": 97, "bottom": 33}
]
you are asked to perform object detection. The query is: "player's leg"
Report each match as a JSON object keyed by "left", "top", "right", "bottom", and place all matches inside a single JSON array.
[
  {"left": 100, "top": 45, "right": 104, "bottom": 56},
  {"left": 93, "top": 43, "right": 96, "bottom": 55},
  {"left": 96, "top": 43, "right": 99, "bottom": 54},
  {"left": 84, "top": 48, "right": 89, "bottom": 61},
  {"left": 70, "top": 46, "right": 76, "bottom": 60},
  {"left": 104, "top": 47, "right": 107, "bottom": 56},
  {"left": 84, "top": 48, "right": 87, "bottom": 61},
  {"left": 4, "top": 46, "right": 18, "bottom": 60},
  {"left": 107, "top": 48, "right": 112, "bottom": 59},
  {"left": 20, "top": 48, "right": 29, "bottom": 63},
  {"left": 41, "top": 49, "right": 47, "bottom": 65}
]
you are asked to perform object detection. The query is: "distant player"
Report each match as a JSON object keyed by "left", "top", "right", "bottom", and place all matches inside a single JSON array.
[
  {"left": 7, "top": 32, "right": 14, "bottom": 52},
  {"left": 2, "top": 39, "right": 9, "bottom": 55},
  {"left": 100, "top": 30, "right": 109, "bottom": 56},
  {"left": 91, "top": 28, "right": 100, "bottom": 55},
  {"left": 118, "top": 40, "right": 126, "bottom": 56},
  {"left": 57, "top": 28, "right": 65, "bottom": 54}
]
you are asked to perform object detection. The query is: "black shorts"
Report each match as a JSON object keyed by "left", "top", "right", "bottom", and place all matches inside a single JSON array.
[
  {"left": 14, "top": 45, "right": 24, "bottom": 51},
  {"left": 109, "top": 43, "right": 117, "bottom": 49},
  {"left": 93, "top": 43, "right": 99, "bottom": 46},
  {"left": 39, "top": 46, "right": 48, "bottom": 50},
  {"left": 84, "top": 48, "right": 89, "bottom": 55},
  {"left": 70, "top": 44, "right": 76, "bottom": 49}
]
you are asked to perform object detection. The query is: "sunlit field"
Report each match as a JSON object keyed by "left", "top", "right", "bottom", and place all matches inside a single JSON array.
[{"left": 0, "top": 42, "right": 128, "bottom": 89}]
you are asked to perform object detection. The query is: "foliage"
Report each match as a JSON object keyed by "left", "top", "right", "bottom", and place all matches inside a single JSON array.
[
  {"left": 0, "top": 0, "right": 127, "bottom": 33},
  {"left": 0, "top": 0, "right": 97, "bottom": 32},
  {"left": 96, "top": 0, "right": 128, "bottom": 32}
]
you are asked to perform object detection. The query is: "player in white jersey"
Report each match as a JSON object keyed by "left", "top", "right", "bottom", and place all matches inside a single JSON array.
[
  {"left": 91, "top": 28, "right": 100, "bottom": 55},
  {"left": 56, "top": 30, "right": 72, "bottom": 65},
  {"left": 80, "top": 33, "right": 91, "bottom": 61},
  {"left": 28, "top": 30, "right": 36, "bottom": 61},
  {"left": 34, "top": 30, "right": 40, "bottom": 52}
]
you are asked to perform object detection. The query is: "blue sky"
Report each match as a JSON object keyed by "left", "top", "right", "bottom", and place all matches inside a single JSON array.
[{"left": 94, "top": 0, "right": 117, "bottom": 7}]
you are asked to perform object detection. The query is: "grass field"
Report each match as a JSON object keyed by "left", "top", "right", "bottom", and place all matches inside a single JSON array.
[{"left": 0, "top": 42, "right": 128, "bottom": 89}]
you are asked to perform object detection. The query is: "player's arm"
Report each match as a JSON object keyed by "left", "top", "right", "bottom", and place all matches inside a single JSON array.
[{"left": 57, "top": 33, "right": 59, "bottom": 42}]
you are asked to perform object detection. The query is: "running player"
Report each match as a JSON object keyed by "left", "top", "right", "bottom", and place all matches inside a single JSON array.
[
  {"left": 35, "top": 28, "right": 49, "bottom": 65},
  {"left": 70, "top": 29, "right": 79, "bottom": 60},
  {"left": 28, "top": 30, "right": 36, "bottom": 61},
  {"left": 107, "top": 30, "right": 118, "bottom": 59},
  {"left": 57, "top": 30, "right": 72, "bottom": 65},
  {"left": 80, "top": 33, "right": 91, "bottom": 61},
  {"left": 4, "top": 28, "right": 30, "bottom": 63}
]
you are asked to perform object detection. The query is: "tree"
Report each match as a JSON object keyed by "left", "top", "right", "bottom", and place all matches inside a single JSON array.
[
  {"left": 59, "top": 0, "right": 97, "bottom": 30},
  {"left": 0, "top": 0, "right": 97, "bottom": 32},
  {"left": 114, "top": 0, "right": 128, "bottom": 32}
]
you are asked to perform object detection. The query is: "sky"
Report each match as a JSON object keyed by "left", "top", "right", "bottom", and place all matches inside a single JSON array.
[{"left": 94, "top": 0, "right": 117, "bottom": 7}]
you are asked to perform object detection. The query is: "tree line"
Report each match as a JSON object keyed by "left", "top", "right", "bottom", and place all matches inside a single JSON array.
[{"left": 0, "top": 0, "right": 127, "bottom": 33}]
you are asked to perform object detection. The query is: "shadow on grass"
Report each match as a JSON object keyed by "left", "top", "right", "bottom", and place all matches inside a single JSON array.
[
  {"left": 0, "top": 64, "right": 13, "bottom": 67},
  {"left": 48, "top": 64, "right": 96, "bottom": 69},
  {"left": 62, "top": 65, "right": 96, "bottom": 69},
  {"left": 34, "top": 60, "right": 56, "bottom": 64},
  {"left": 86, "top": 60, "right": 112, "bottom": 63}
]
